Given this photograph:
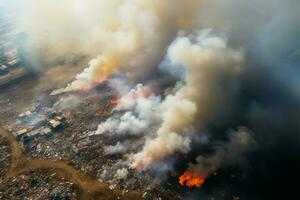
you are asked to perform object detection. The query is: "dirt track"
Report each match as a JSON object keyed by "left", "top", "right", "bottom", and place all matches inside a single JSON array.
[{"left": 0, "top": 126, "right": 140, "bottom": 200}]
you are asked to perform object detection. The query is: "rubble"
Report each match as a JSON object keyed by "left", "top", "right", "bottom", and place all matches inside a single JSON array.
[
  {"left": 0, "top": 170, "right": 79, "bottom": 200},
  {"left": 1, "top": 86, "right": 183, "bottom": 200},
  {"left": 0, "top": 137, "right": 10, "bottom": 177},
  {"left": 5, "top": 93, "right": 181, "bottom": 199}
]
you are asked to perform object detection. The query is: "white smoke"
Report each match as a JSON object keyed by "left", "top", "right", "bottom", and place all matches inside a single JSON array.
[
  {"left": 104, "top": 142, "right": 129, "bottom": 155},
  {"left": 115, "top": 168, "right": 129, "bottom": 180},
  {"left": 53, "top": 95, "right": 82, "bottom": 111},
  {"left": 93, "top": 30, "right": 244, "bottom": 170},
  {"left": 96, "top": 112, "right": 147, "bottom": 135},
  {"left": 96, "top": 85, "right": 161, "bottom": 136},
  {"left": 114, "top": 84, "right": 153, "bottom": 111},
  {"left": 96, "top": 84, "right": 160, "bottom": 135},
  {"left": 32, "top": 0, "right": 202, "bottom": 94},
  {"left": 132, "top": 30, "right": 244, "bottom": 169},
  {"left": 14, "top": 0, "right": 300, "bottom": 196}
]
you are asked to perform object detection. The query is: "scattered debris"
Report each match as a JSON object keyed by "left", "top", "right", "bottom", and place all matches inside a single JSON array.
[
  {"left": 0, "top": 170, "right": 78, "bottom": 200},
  {"left": 0, "top": 137, "right": 10, "bottom": 177}
]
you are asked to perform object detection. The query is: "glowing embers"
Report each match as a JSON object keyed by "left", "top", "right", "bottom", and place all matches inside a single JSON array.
[
  {"left": 130, "top": 88, "right": 152, "bottom": 100},
  {"left": 90, "top": 76, "right": 108, "bottom": 89},
  {"left": 109, "top": 84, "right": 153, "bottom": 107},
  {"left": 110, "top": 99, "right": 121, "bottom": 105},
  {"left": 179, "top": 171, "right": 206, "bottom": 188}
]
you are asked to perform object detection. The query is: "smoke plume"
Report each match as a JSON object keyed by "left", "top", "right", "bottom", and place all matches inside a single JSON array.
[
  {"left": 185, "top": 127, "right": 256, "bottom": 178},
  {"left": 53, "top": 95, "right": 82, "bottom": 111},
  {"left": 96, "top": 84, "right": 161, "bottom": 135},
  {"left": 18, "top": 0, "right": 202, "bottom": 94},
  {"left": 10, "top": 0, "right": 300, "bottom": 198},
  {"left": 133, "top": 31, "right": 243, "bottom": 169}
]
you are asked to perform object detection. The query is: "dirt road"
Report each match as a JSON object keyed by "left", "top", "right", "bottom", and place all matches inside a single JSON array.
[{"left": 0, "top": 126, "right": 140, "bottom": 200}]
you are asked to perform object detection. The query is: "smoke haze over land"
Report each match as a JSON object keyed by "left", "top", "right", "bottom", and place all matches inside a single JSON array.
[{"left": 4, "top": 0, "right": 300, "bottom": 199}]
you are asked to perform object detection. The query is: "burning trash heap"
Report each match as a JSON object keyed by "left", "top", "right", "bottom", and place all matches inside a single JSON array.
[
  {"left": 46, "top": 32, "right": 256, "bottom": 198},
  {"left": 1, "top": 0, "right": 299, "bottom": 199}
]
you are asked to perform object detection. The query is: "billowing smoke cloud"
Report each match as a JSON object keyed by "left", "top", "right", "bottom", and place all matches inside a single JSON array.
[
  {"left": 13, "top": 0, "right": 300, "bottom": 198},
  {"left": 132, "top": 31, "right": 243, "bottom": 169},
  {"left": 18, "top": 0, "right": 202, "bottom": 94},
  {"left": 96, "top": 112, "right": 148, "bottom": 136},
  {"left": 18, "top": 0, "right": 121, "bottom": 64},
  {"left": 96, "top": 84, "right": 161, "bottom": 135},
  {"left": 185, "top": 127, "right": 256, "bottom": 178}
]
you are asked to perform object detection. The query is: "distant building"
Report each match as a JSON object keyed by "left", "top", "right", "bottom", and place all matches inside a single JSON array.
[
  {"left": 14, "top": 128, "right": 28, "bottom": 140},
  {"left": 27, "top": 129, "right": 40, "bottom": 138},
  {"left": 18, "top": 110, "right": 33, "bottom": 121},
  {"left": 40, "top": 127, "right": 53, "bottom": 137},
  {"left": 28, "top": 116, "right": 47, "bottom": 130},
  {"left": 49, "top": 119, "right": 62, "bottom": 130}
]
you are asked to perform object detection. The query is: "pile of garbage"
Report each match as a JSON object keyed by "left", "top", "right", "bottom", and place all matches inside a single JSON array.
[
  {"left": 0, "top": 170, "right": 78, "bottom": 200},
  {"left": 0, "top": 137, "right": 10, "bottom": 177}
]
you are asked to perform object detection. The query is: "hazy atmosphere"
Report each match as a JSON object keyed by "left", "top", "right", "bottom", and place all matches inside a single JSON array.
[{"left": 0, "top": 0, "right": 299, "bottom": 199}]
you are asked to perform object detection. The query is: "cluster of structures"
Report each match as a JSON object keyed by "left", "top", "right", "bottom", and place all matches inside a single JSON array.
[
  {"left": 0, "top": 10, "right": 182, "bottom": 196},
  {"left": 15, "top": 94, "right": 182, "bottom": 200},
  {"left": 10, "top": 103, "right": 64, "bottom": 144}
]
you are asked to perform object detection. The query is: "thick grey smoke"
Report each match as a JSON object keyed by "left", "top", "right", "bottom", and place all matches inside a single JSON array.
[{"left": 185, "top": 127, "right": 256, "bottom": 177}]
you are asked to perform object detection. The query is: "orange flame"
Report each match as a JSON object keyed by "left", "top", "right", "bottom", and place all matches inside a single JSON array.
[
  {"left": 109, "top": 88, "right": 152, "bottom": 106},
  {"left": 89, "top": 76, "right": 108, "bottom": 89},
  {"left": 131, "top": 89, "right": 152, "bottom": 99},
  {"left": 110, "top": 99, "right": 121, "bottom": 105},
  {"left": 179, "top": 171, "right": 206, "bottom": 188},
  {"left": 95, "top": 109, "right": 109, "bottom": 116},
  {"left": 131, "top": 162, "right": 145, "bottom": 171}
]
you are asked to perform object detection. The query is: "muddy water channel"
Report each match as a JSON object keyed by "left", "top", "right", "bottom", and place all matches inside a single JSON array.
[{"left": 0, "top": 126, "right": 140, "bottom": 200}]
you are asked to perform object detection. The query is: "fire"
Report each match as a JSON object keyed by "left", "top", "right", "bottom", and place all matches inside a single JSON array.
[
  {"left": 131, "top": 89, "right": 152, "bottom": 99},
  {"left": 131, "top": 162, "right": 145, "bottom": 171},
  {"left": 95, "top": 109, "right": 109, "bottom": 116},
  {"left": 110, "top": 99, "right": 121, "bottom": 105},
  {"left": 91, "top": 76, "right": 107, "bottom": 87},
  {"left": 109, "top": 87, "right": 152, "bottom": 106},
  {"left": 179, "top": 171, "right": 206, "bottom": 188}
]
